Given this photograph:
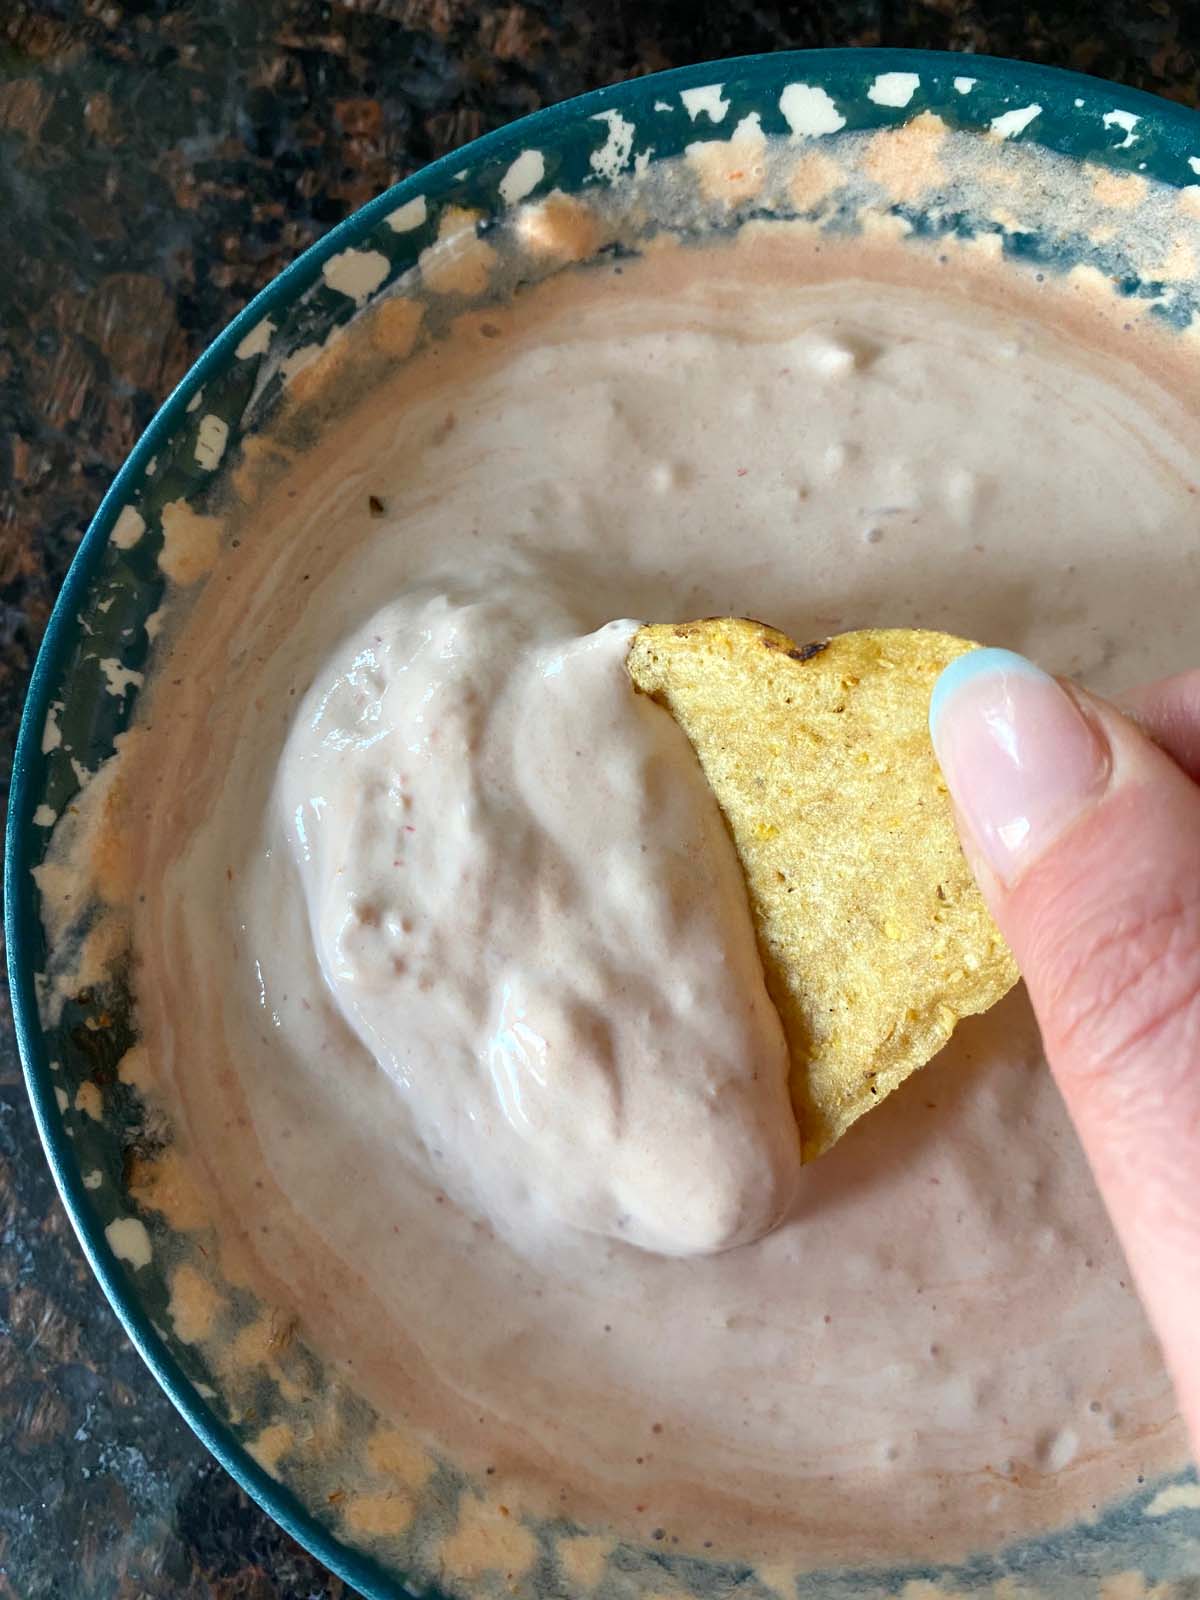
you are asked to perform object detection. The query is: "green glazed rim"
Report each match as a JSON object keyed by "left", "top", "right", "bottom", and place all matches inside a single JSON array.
[{"left": 8, "top": 47, "right": 1200, "bottom": 1600}]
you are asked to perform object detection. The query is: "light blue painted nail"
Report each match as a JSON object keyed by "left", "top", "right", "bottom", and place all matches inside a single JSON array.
[{"left": 929, "top": 647, "right": 1052, "bottom": 740}]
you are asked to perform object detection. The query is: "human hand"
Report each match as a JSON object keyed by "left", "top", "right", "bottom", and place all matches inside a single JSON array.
[{"left": 930, "top": 649, "right": 1200, "bottom": 1455}]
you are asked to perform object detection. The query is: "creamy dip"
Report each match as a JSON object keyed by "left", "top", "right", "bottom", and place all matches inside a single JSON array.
[{"left": 108, "top": 226, "right": 1199, "bottom": 1567}]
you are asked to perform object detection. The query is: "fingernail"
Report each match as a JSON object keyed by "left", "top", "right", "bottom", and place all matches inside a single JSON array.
[{"left": 929, "top": 648, "right": 1111, "bottom": 886}]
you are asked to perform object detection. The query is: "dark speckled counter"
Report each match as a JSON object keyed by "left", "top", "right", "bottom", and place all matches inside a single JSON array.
[{"left": 3, "top": 4, "right": 1200, "bottom": 1596}]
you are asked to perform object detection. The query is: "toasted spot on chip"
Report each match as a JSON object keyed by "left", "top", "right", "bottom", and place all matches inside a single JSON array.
[{"left": 627, "top": 620, "right": 1018, "bottom": 1159}]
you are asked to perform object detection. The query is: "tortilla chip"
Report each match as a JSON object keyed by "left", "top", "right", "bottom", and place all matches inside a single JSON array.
[{"left": 627, "top": 620, "right": 1018, "bottom": 1159}]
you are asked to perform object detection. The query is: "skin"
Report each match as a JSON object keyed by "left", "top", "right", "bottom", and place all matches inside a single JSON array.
[{"left": 944, "top": 670, "right": 1200, "bottom": 1455}]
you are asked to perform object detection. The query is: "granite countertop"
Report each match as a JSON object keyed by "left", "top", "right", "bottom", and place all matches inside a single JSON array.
[{"left": 2, "top": 3, "right": 1200, "bottom": 1596}]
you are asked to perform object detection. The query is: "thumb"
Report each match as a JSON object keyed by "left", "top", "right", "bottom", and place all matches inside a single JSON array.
[{"left": 930, "top": 648, "right": 1200, "bottom": 1452}]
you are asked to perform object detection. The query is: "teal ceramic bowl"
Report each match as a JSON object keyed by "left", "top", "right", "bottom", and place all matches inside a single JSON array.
[{"left": 9, "top": 48, "right": 1200, "bottom": 1600}]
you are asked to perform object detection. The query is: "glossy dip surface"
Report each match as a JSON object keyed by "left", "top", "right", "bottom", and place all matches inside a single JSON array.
[{"left": 79, "top": 221, "right": 1200, "bottom": 1568}]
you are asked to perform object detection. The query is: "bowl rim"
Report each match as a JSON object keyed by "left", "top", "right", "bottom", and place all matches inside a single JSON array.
[{"left": 8, "top": 44, "right": 1200, "bottom": 1600}]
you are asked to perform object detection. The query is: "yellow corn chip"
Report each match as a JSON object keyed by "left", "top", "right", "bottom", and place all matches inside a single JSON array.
[{"left": 627, "top": 620, "right": 1018, "bottom": 1159}]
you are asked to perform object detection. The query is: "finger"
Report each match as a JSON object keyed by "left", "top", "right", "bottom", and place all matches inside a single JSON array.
[
  {"left": 1117, "top": 667, "right": 1200, "bottom": 783},
  {"left": 930, "top": 648, "right": 1200, "bottom": 1449}
]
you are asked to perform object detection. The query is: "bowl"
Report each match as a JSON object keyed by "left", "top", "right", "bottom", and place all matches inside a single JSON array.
[{"left": 9, "top": 47, "right": 1200, "bottom": 1600}]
